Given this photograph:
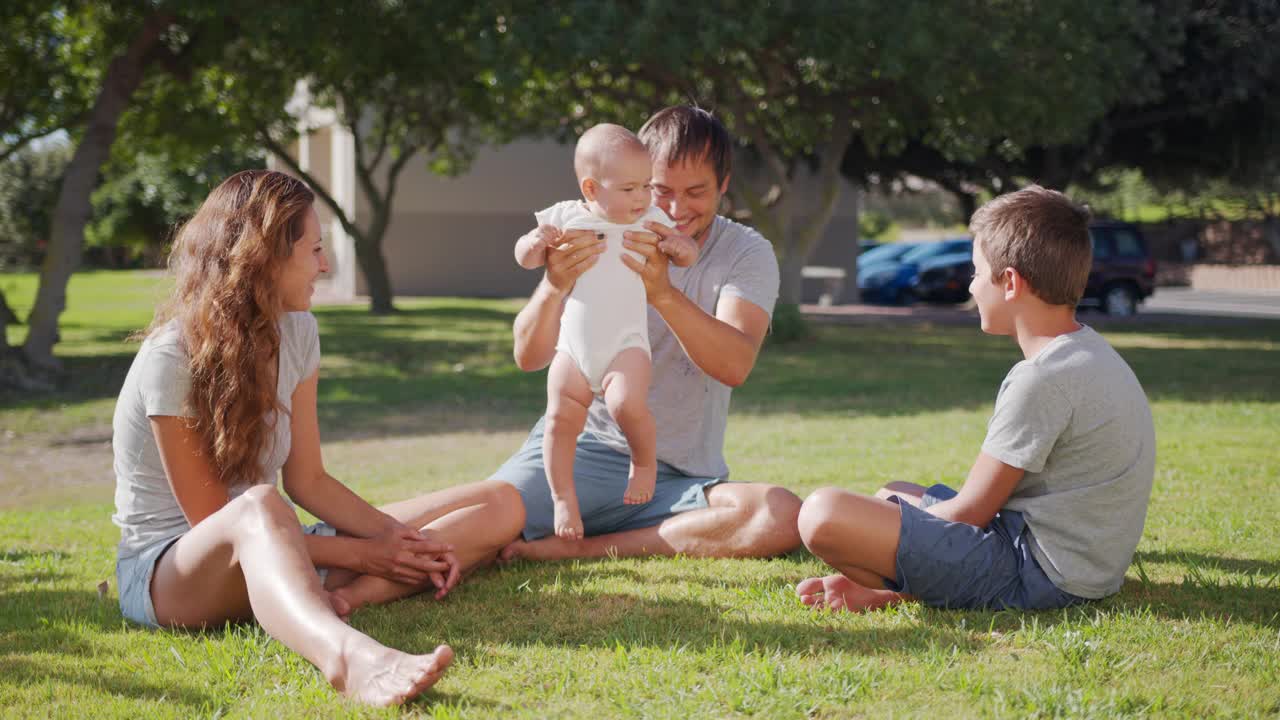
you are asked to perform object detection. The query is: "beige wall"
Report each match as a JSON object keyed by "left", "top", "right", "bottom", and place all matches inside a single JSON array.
[{"left": 282, "top": 127, "right": 864, "bottom": 300}]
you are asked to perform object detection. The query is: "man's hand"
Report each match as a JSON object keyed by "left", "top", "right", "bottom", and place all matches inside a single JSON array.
[
  {"left": 622, "top": 222, "right": 690, "bottom": 305},
  {"left": 545, "top": 228, "right": 606, "bottom": 296},
  {"left": 359, "top": 522, "right": 457, "bottom": 588}
]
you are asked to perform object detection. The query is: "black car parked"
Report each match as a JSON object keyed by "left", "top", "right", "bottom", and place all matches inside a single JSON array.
[{"left": 1079, "top": 221, "right": 1156, "bottom": 316}]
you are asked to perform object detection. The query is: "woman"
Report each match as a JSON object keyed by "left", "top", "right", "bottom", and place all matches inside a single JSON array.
[{"left": 111, "top": 170, "right": 524, "bottom": 706}]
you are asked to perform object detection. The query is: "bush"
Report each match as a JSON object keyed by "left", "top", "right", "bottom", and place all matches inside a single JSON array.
[{"left": 767, "top": 302, "right": 810, "bottom": 344}]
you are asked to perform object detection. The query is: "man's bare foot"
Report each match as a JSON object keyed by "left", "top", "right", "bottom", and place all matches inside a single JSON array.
[
  {"left": 499, "top": 534, "right": 583, "bottom": 563},
  {"left": 624, "top": 462, "right": 656, "bottom": 504},
  {"left": 552, "top": 497, "right": 583, "bottom": 540},
  {"left": 327, "top": 636, "right": 453, "bottom": 707},
  {"left": 795, "top": 574, "right": 902, "bottom": 613},
  {"left": 328, "top": 590, "right": 352, "bottom": 623}
]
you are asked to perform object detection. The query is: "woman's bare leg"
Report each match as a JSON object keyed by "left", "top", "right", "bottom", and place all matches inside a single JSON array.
[
  {"left": 330, "top": 480, "right": 527, "bottom": 609},
  {"left": 150, "top": 485, "right": 452, "bottom": 706}
]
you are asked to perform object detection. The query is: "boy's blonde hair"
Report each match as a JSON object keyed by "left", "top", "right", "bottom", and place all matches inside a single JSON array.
[{"left": 969, "top": 185, "right": 1092, "bottom": 306}]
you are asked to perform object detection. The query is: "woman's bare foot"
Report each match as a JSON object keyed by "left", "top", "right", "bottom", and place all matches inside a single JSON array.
[
  {"left": 327, "top": 635, "right": 453, "bottom": 707},
  {"left": 623, "top": 462, "right": 655, "bottom": 504},
  {"left": 552, "top": 497, "right": 583, "bottom": 540},
  {"left": 795, "top": 574, "right": 903, "bottom": 613}
]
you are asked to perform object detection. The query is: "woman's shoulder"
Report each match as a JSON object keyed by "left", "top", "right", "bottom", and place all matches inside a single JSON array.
[{"left": 280, "top": 311, "right": 321, "bottom": 380}]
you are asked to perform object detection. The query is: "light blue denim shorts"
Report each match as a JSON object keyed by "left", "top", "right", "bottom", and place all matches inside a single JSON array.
[
  {"left": 116, "top": 521, "right": 337, "bottom": 628},
  {"left": 492, "top": 416, "right": 724, "bottom": 541}
]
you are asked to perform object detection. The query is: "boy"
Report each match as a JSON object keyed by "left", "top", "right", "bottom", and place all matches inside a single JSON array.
[
  {"left": 514, "top": 123, "right": 696, "bottom": 540},
  {"left": 795, "top": 185, "right": 1156, "bottom": 611}
]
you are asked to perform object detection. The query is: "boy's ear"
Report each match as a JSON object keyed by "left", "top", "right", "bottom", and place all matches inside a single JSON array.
[
  {"left": 580, "top": 177, "right": 598, "bottom": 202},
  {"left": 1003, "top": 266, "right": 1026, "bottom": 301}
]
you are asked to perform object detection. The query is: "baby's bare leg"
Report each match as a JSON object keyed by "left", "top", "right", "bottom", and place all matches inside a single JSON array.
[
  {"left": 545, "top": 351, "right": 594, "bottom": 539},
  {"left": 601, "top": 348, "right": 655, "bottom": 505}
]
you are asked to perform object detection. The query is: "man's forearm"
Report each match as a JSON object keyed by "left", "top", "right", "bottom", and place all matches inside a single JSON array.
[
  {"left": 652, "top": 291, "right": 757, "bottom": 387},
  {"left": 513, "top": 278, "right": 566, "bottom": 371}
]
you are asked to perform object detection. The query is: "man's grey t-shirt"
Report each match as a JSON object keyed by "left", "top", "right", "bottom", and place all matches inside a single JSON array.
[
  {"left": 982, "top": 325, "right": 1156, "bottom": 598},
  {"left": 582, "top": 214, "right": 780, "bottom": 479},
  {"left": 111, "top": 312, "right": 321, "bottom": 559}
]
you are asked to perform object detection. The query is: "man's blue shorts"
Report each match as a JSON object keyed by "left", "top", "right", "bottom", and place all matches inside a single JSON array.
[
  {"left": 886, "top": 484, "right": 1087, "bottom": 610},
  {"left": 490, "top": 416, "right": 724, "bottom": 541}
]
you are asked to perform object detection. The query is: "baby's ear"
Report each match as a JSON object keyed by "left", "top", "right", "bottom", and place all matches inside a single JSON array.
[{"left": 580, "top": 177, "right": 598, "bottom": 201}]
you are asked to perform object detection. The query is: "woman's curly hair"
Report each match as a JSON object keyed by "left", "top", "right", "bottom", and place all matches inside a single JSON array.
[{"left": 147, "top": 169, "right": 315, "bottom": 486}]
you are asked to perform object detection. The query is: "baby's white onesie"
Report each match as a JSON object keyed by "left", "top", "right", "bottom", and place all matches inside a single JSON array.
[{"left": 534, "top": 201, "right": 673, "bottom": 393}]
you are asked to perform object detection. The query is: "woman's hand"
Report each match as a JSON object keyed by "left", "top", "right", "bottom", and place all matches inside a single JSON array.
[{"left": 359, "top": 522, "right": 458, "bottom": 589}]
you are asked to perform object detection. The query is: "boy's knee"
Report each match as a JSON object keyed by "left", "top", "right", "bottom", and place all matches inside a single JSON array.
[{"left": 797, "top": 487, "right": 846, "bottom": 552}]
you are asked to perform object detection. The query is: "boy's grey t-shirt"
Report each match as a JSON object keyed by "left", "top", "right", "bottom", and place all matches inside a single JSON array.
[
  {"left": 982, "top": 325, "right": 1156, "bottom": 598},
  {"left": 111, "top": 312, "right": 321, "bottom": 559},
  {"left": 582, "top": 214, "right": 780, "bottom": 478}
]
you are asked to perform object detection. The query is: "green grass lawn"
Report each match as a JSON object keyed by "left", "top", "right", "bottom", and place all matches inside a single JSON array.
[{"left": 2, "top": 270, "right": 1279, "bottom": 718}]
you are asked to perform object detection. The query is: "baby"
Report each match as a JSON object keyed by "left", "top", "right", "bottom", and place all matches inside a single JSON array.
[{"left": 514, "top": 123, "right": 697, "bottom": 540}]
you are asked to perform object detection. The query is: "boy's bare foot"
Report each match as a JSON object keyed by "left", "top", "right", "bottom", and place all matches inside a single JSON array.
[
  {"left": 795, "top": 574, "right": 902, "bottom": 613},
  {"left": 623, "top": 462, "right": 656, "bottom": 504},
  {"left": 327, "top": 636, "right": 453, "bottom": 706},
  {"left": 552, "top": 497, "right": 583, "bottom": 540},
  {"left": 499, "top": 534, "right": 582, "bottom": 563}
]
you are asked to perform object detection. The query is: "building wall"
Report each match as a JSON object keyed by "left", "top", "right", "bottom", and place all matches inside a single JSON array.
[{"left": 280, "top": 127, "right": 864, "bottom": 300}]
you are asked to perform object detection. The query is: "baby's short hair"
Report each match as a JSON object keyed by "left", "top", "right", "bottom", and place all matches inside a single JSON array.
[
  {"left": 574, "top": 123, "right": 648, "bottom": 182},
  {"left": 969, "top": 185, "right": 1092, "bottom": 306}
]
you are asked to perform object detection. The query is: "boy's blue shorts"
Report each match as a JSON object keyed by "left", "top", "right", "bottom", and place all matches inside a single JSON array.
[
  {"left": 491, "top": 416, "right": 724, "bottom": 541},
  {"left": 886, "top": 484, "right": 1087, "bottom": 610}
]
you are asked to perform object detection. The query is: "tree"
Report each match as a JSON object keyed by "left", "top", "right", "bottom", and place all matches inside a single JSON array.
[
  {"left": 0, "top": 1, "right": 90, "bottom": 163},
  {"left": 861, "top": 1, "right": 1280, "bottom": 223},
  {"left": 520, "top": 1, "right": 1157, "bottom": 303},
  {"left": 247, "top": 2, "right": 539, "bottom": 314}
]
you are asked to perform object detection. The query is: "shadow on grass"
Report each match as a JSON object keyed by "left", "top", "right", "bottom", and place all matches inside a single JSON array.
[
  {"left": 1134, "top": 549, "right": 1280, "bottom": 577},
  {"left": 0, "top": 583, "right": 218, "bottom": 710}
]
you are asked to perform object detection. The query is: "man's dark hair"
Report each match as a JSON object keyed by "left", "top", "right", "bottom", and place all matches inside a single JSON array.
[{"left": 638, "top": 106, "right": 732, "bottom": 185}]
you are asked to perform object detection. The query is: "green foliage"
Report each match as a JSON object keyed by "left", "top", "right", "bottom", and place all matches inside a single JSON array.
[
  {"left": 857, "top": 210, "right": 894, "bottom": 241},
  {"left": 0, "top": 139, "right": 74, "bottom": 269},
  {"left": 86, "top": 145, "right": 264, "bottom": 266},
  {"left": 767, "top": 302, "right": 810, "bottom": 345}
]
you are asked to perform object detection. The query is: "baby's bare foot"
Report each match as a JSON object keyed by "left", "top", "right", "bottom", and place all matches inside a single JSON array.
[
  {"left": 327, "top": 636, "right": 453, "bottom": 706},
  {"left": 553, "top": 498, "right": 583, "bottom": 540},
  {"left": 624, "top": 462, "right": 656, "bottom": 504}
]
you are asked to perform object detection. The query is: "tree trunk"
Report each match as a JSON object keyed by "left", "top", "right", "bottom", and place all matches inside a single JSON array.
[
  {"left": 777, "top": 251, "right": 806, "bottom": 306},
  {"left": 0, "top": 289, "right": 50, "bottom": 391},
  {"left": 355, "top": 236, "right": 396, "bottom": 314},
  {"left": 21, "top": 12, "right": 173, "bottom": 371}
]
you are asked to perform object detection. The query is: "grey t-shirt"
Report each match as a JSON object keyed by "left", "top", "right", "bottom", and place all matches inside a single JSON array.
[
  {"left": 582, "top": 214, "right": 780, "bottom": 478},
  {"left": 982, "top": 325, "right": 1156, "bottom": 598},
  {"left": 111, "top": 312, "right": 321, "bottom": 559}
]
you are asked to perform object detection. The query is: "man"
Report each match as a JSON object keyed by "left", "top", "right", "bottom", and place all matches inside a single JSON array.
[{"left": 496, "top": 105, "right": 802, "bottom": 562}]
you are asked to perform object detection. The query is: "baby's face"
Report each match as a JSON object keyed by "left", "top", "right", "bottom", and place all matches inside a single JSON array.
[{"left": 587, "top": 149, "right": 653, "bottom": 224}]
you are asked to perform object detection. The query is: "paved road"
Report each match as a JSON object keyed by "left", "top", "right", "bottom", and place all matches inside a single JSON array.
[
  {"left": 803, "top": 287, "right": 1280, "bottom": 326},
  {"left": 1142, "top": 287, "right": 1280, "bottom": 319}
]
